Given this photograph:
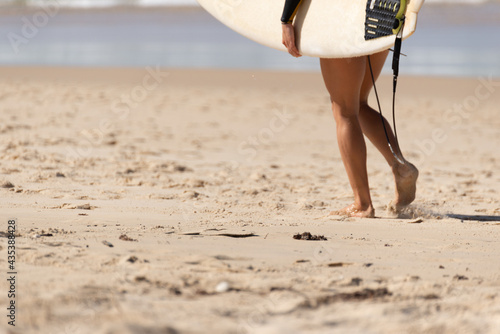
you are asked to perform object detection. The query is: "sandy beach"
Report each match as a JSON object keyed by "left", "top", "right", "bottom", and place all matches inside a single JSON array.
[{"left": 0, "top": 66, "right": 499, "bottom": 333}]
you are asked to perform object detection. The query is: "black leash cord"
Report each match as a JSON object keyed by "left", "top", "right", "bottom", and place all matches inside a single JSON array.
[{"left": 368, "top": 22, "right": 406, "bottom": 165}]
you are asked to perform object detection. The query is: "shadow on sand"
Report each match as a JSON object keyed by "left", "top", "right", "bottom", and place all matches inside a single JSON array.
[
  {"left": 446, "top": 214, "right": 500, "bottom": 222},
  {"left": 391, "top": 206, "right": 500, "bottom": 223}
]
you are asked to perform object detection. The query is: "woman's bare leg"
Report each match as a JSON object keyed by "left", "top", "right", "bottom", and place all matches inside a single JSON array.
[
  {"left": 358, "top": 50, "right": 419, "bottom": 209},
  {"left": 320, "top": 56, "right": 375, "bottom": 218}
]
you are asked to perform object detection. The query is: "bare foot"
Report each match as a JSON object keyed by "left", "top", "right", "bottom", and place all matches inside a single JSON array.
[
  {"left": 391, "top": 161, "right": 419, "bottom": 210},
  {"left": 329, "top": 203, "right": 375, "bottom": 218}
]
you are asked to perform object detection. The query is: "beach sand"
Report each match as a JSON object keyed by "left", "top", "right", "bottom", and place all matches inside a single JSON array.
[{"left": 0, "top": 67, "right": 499, "bottom": 333}]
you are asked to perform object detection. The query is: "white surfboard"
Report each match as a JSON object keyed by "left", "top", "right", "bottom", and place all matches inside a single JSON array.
[{"left": 196, "top": 0, "right": 425, "bottom": 58}]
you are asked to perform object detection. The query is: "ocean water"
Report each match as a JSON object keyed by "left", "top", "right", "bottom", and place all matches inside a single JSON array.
[{"left": 0, "top": 1, "right": 499, "bottom": 78}]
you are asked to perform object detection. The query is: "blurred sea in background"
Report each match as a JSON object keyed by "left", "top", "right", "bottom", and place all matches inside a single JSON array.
[{"left": 0, "top": 0, "right": 499, "bottom": 77}]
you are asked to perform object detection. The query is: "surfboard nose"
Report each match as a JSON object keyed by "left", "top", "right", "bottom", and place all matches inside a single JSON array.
[
  {"left": 409, "top": 0, "right": 425, "bottom": 13},
  {"left": 404, "top": 0, "right": 425, "bottom": 38}
]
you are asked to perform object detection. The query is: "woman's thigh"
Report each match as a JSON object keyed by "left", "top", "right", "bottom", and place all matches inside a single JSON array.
[{"left": 320, "top": 56, "right": 367, "bottom": 117}]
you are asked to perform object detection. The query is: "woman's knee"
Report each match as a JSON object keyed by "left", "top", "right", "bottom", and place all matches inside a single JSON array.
[
  {"left": 331, "top": 101, "right": 359, "bottom": 122},
  {"left": 359, "top": 100, "right": 369, "bottom": 110},
  {"left": 358, "top": 101, "right": 372, "bottom": 118}
]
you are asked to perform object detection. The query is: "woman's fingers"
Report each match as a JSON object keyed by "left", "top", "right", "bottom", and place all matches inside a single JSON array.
[
  {"left": 285, "top": 39, "right": 301, "bottom": 57},
  {"left": 290, "top": 45, "right": 301, "bottom": 58},
  {"left": 282, "top": 23, "right": 302, "bottom": 58}
]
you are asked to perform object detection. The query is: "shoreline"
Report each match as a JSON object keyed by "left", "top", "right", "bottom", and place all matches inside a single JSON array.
[
  {"left": 3, "top": 65, "right": 497, "bottom": 82},
  {"left": 1, "top": 4, "right": 499, "bottom": 78}
]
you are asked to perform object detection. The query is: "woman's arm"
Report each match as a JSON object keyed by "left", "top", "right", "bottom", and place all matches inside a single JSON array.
[{"left": 281, "top": 0, "right": 303, "bottom": 57}]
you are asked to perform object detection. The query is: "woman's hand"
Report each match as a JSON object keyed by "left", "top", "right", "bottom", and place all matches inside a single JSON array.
[{"left": 282, "top": 23, "right": 302, "bottom": 58}]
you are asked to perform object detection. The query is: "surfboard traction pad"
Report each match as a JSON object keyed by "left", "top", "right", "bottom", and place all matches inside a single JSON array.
[{"left": 364, "top": 0, "right": 407, "bottom": 40}]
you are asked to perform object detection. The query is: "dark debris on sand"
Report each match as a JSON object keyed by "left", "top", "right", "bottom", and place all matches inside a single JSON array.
[
  {"left": 119, "top": 234, "right": 138, "bottom": 242},
  {"left": 293, "top": 232, "right": 327, "bottom": 241},
  {"left": 1, "top": 181, "right": 15, "bottom": 189},
  {"left": 300, "top": 288, "right": 392, "bottom": 309}
]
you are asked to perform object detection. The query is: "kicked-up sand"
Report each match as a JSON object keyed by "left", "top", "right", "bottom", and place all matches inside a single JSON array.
[{"left": 0, "top": 67, "right": 499, "bottom": 333}]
